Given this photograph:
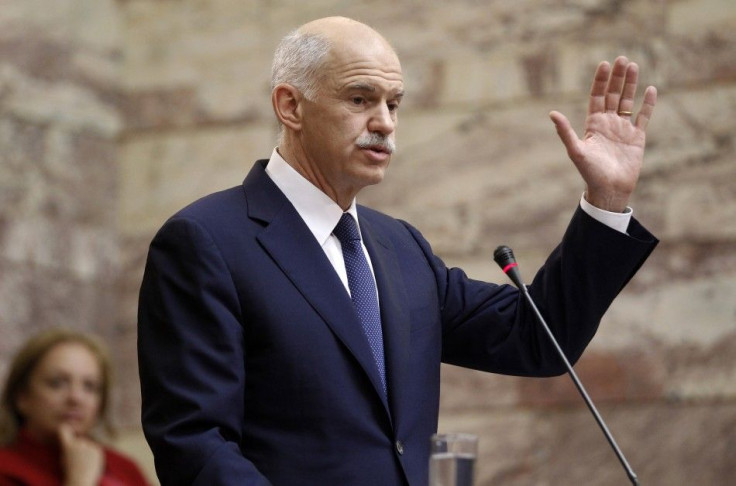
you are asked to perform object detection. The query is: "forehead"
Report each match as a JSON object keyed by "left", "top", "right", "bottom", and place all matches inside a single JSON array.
[
  {"left": 323, "top": 39, "right": 403, "bottom": 94},
  {"left": 35, "top": 342, "right": 101, "bottom": 376}
]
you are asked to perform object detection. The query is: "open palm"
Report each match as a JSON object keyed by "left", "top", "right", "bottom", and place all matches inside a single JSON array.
[{"left": 550, "top": 56, "right": 657, "bottom": 213}]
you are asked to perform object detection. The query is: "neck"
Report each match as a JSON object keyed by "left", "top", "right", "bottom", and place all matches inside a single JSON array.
[{"left": 276, "top": 142, "right": 356, "bottom": 211}]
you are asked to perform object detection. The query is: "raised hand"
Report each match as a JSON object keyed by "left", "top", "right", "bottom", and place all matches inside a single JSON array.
[
  {"left": 58, "top": 424, "right": 105, "bottom": 486},
  {"left": 549, "top": 56, "right": 657, "bottom": 212}
]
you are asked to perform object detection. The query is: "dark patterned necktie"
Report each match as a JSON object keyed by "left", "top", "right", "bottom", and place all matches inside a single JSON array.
[{"left": 333, "top": 213, "right": 387, "bottom": 395}]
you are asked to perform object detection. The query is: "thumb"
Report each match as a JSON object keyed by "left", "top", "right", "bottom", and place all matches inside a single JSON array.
[
  {"left": 549, "top": 110, "right": 581, "bottom": 161},
  {"left": 58, "top": 423, "right": 75, "bottom": 447}
]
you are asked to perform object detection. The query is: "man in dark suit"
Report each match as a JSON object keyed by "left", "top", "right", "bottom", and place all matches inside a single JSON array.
[{"left": 137, "top": 16, "right": 658, "bottom": 486}]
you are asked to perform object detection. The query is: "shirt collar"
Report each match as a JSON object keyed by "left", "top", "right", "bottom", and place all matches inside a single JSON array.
[{"left": 265, "top": 148, "right": 360, "bottom": 246}]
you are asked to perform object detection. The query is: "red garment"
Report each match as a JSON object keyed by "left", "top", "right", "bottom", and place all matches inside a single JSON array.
[{"left": 0, "top": 429, "right": 150, "bottom": 486}]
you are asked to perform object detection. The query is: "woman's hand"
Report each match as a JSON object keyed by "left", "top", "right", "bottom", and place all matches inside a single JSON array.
[{"left": 59, "top": 424, "right": 104, "bottom": 486}]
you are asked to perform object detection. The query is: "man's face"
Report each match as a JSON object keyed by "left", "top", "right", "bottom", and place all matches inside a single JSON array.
[{"left": 297, "top": 38, "right": 404, "bottom": 201}]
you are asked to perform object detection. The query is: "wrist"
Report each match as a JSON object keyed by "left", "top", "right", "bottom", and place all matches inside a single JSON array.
[{"left": 583, "top": 190, "right": 630, "bottom": 213}]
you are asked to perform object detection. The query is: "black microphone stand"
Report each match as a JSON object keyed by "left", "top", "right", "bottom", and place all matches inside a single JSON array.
[{"left": 494, "top": 246, "right": 640, "bottom": 486}]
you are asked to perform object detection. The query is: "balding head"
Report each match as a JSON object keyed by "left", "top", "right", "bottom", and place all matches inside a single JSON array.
[
  {"left": 271, "top": 17, "right": 399, "bottom": 101},
  {"left": 299, "top": 16, "right": 395, "bottom": 54}
]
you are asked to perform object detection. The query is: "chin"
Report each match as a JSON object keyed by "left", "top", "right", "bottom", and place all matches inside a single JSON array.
[
  {"left": 347, "top": 158, "right": 389, "bottom": 189},
  {"left": 63, "top": 420, "right": 92, "bottom": 434},
  {"left": 363, "top": 171, "right": 386, "bottom": 187},
  {"left": 367, "top": 161, "right": 390, "bottom": 181}
]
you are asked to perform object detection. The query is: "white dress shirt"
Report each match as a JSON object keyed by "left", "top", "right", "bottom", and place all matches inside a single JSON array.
[{"left": 265, "top": 149, "right": 376, "bottom": 296}]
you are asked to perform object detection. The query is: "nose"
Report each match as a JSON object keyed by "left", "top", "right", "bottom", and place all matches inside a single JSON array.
[
  {"left": 367, "top": 103, "right": 396, "bottom": 136},
  {"left": 66, "top": 382, "right": 89, "bottom": 404},
  {"left": 67, "top": 385, "right": 83, "bottom": 404}
]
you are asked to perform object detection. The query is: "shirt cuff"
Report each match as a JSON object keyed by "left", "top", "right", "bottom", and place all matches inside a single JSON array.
[{"left": 579, "top": 193, "right": 632, "bottom": 234}]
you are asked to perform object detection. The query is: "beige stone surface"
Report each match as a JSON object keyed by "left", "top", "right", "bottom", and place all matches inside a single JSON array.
[
  {"left": 2, "top": 0, "right": 736, "bottom": 484},
  {"left": 120, "top": 122, "right": 275, "bottom": 235},
  {"left": 112, "top": 427, "right": 159, "bottom": 485}
]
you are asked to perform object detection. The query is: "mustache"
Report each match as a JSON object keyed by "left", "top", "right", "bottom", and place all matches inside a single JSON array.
[{"left": 356, "top": 133, "right": 396, "bottom": 154}]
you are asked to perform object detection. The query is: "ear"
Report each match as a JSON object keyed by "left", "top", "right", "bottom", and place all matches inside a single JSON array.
[{"left": 271, "top": 84, "right": 304, "bottom": 133}]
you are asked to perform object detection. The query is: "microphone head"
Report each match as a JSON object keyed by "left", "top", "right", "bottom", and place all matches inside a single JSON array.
[
  {"left": 493, "top": 245, "right": 516, "bottom": 268},
  {"left": 494, "top": 245, "right": 524, "bottom": 288}
]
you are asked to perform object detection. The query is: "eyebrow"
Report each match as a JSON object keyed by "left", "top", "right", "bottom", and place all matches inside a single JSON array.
[{"left": 347, "top": 83, "right": 404, "bottom": 99}]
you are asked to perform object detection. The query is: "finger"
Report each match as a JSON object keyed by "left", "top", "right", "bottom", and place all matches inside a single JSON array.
[
  {"left": 605, "top": 56, "right": 629, "bottom": 113},
  {"left": 617, "top": 63, "right": 639, "bottom": 117},
  {"left": 634, "top": 85, "right": 657, "bottom": 131},
  {"left": 549, "top": 110, "right": 582, "bottom": 160},
  {"left": 588, "top": 61, "right": 611, "bottom": 114},
  {"left": 58, "top": 423, "right": 74, "bottom": 447}
]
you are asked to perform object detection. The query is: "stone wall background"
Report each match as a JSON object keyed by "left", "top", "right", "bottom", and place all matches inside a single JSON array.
[{"left": 1, "top": 0, "right": 735, "bottom": 484}]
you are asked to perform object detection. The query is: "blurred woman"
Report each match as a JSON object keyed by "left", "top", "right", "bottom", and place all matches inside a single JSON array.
[{"left": 0, "top": 328, "right": 150, "bottom": 485}]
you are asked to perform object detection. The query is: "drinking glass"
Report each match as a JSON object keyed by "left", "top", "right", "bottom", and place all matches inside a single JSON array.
[{"left": 429, "top": 433, "right": 478, "bottom": 486}]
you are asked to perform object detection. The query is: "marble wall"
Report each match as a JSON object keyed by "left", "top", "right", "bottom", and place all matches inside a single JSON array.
[{"left": 1, "top": 0, "right": 735, "bottom": 484}]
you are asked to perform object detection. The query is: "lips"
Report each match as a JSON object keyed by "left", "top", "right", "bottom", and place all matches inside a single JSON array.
[
  {"left": 359, "top": 146, "right": 392, "bottom": 163},
  {"left": 61, "top": 411, "right": 87, "bottom": 422},
  {"left": 360, "top": 144, "right": 392, "bottom": 155}
]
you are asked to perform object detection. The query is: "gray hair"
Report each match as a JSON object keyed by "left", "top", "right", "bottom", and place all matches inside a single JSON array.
[{"left": 271, "top": 29, "right": 332, "bottom": 101}]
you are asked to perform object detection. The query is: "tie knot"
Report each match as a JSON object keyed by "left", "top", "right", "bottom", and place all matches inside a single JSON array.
[{"left": 334, "top": 213, "right": 361, "bottom": 243}]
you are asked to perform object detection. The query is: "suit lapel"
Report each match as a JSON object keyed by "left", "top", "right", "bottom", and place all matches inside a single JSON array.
[{"left": 243, "top": 162, "right": 390, "bottom": 413}]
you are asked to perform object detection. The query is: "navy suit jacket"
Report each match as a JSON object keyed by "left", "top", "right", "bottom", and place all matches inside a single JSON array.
[{"left": 138, "top": 160, "right": 657, "bottom": 485}]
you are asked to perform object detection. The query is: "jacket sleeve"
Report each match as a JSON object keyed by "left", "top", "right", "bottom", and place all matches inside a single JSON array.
[
  {"left": 137, "top": 216, "right": 272, "bottom": 486},
  {"left": 408, "top": 206, "right": 658, "bottom": 377}
]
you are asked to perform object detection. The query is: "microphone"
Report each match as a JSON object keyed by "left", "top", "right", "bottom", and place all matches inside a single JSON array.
[
  {"left": 494, "top": 245, "right": 640, "bottom": 486},
  {"left": 492, "top": 245, "right": 523, "bottom": 289}
]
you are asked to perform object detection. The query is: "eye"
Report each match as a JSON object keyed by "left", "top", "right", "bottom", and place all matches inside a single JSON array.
[
  {"left": 351, "top": 96, "right": 366, "bottom": 106},
  {"left": 83, "top": 380, "right": 102, "bottom": 395},
  {"left": 45, "top": 376, "right": 66, "bottom": 389},
  {"left": 387, "top": 101, "right": 399, "bottom": 113}
]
